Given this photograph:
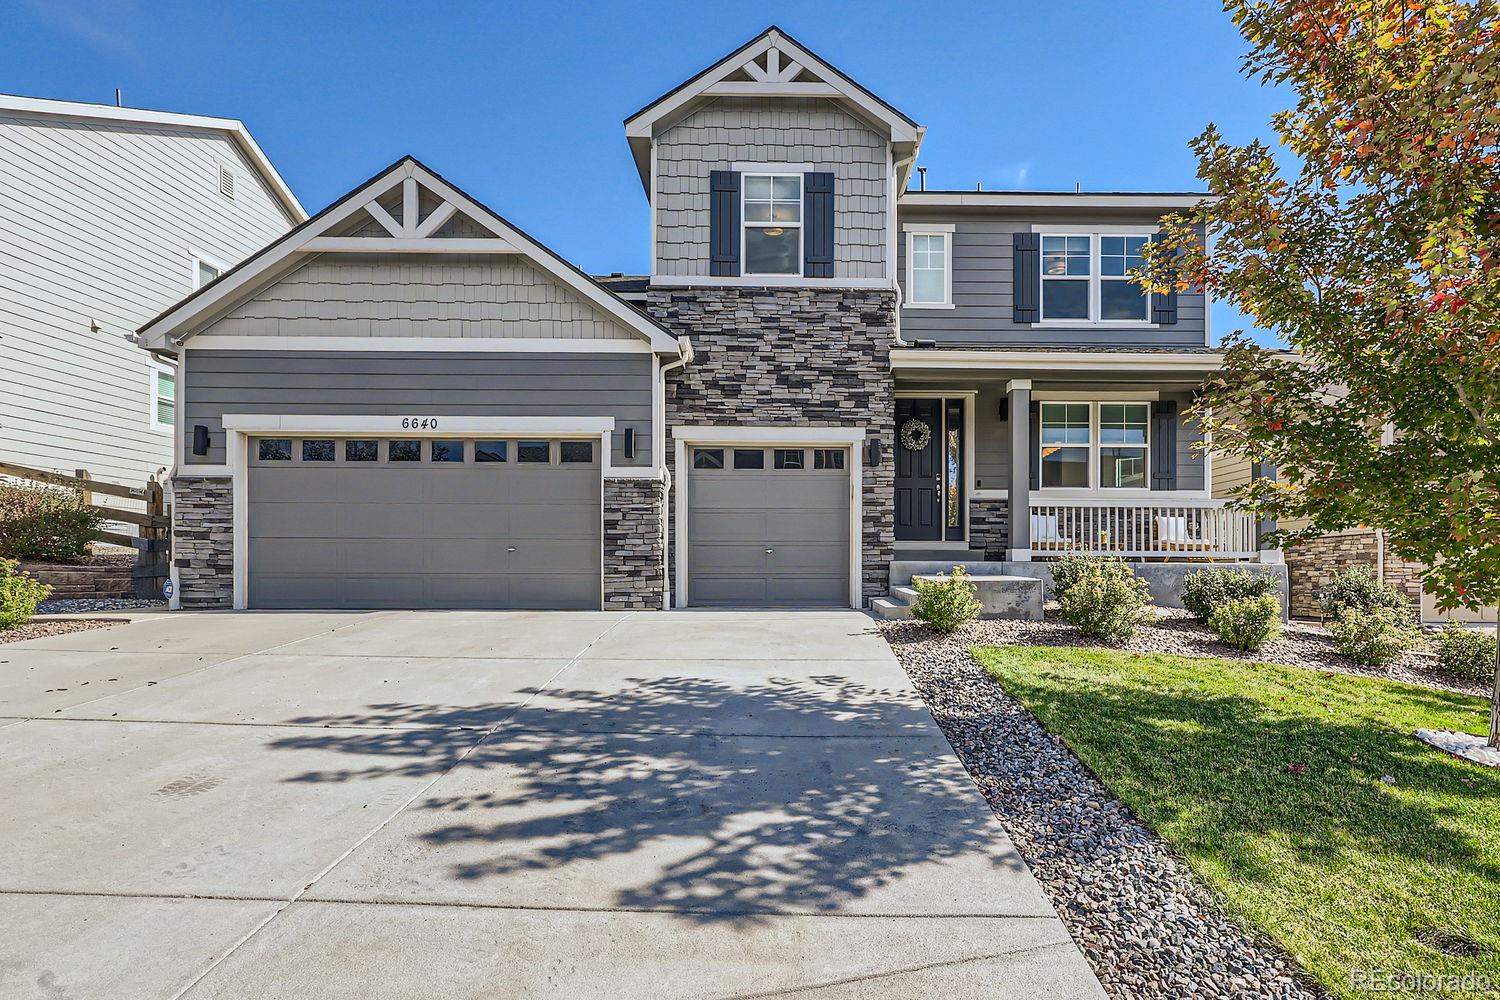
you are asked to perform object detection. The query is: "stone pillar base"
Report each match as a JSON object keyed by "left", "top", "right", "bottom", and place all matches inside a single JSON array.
[
  {"left": 172, "top": 477, "right": 234, "bottom": 609},
  {"left": 603, "top": 478, "right": 665, "bottom": 610}
]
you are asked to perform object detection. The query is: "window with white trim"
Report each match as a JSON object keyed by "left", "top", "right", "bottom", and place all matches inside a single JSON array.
[
  {"left": 1099, "top": 403, "right": 1150, "bottom": 488},
  {"left": 1040, "top": 232, "right": 1154, "bottom": 323},
  {"left": 148, "top": 361, "right": 175, "bottom": 434},
  {"left": 197, "top": 260, "right": 221, "bottom": 288},
  {"left": 1039, "top": 402, "right": 1090, "bottom": 488},
  {"left": 1038, "top": 401, "right": 1154, "bottom": 490},
  {"left": 742, "top": 174, "right": 801, "bottom": 275},
  {"left": 907, "top": 231, "right": 951, "bottom": 306}
]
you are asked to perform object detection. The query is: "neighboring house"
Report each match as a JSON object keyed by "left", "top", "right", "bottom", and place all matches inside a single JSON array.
[
  {"left": 138, "top": 26, "right": 1277, "bottom": 612},
  {"left": 1213, "top": 452, "right": 1495, "bottom": 623},
  {"left": 0, "top": 94, "right": 304, "bottom": 498}
]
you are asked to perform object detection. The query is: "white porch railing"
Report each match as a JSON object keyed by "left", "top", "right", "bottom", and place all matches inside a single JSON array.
[{"left": 1028, "top": 499, "right": 1258, "bottom": 560}]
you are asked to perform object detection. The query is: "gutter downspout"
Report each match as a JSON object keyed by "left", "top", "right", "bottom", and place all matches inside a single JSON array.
[{"left": 657, "top": 337, "right": 693, "bottom": 610}]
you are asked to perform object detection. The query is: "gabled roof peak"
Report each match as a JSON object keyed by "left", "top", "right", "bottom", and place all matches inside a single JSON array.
[{"left": 623, "top": 26, "right": 923, "bottom": 194}]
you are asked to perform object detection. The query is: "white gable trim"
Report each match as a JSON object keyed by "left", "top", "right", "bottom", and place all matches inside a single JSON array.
[
  {"left": 137, "top": 157, "right": 683, "bottom": 356},
  {"left": 624, "top": 28, "right": 920, "bottom": 143}
]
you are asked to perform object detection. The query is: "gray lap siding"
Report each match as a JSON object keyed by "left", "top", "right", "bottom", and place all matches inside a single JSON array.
[
  {"left": 896, "top": 214, "right": 1208, "bottom": 349},
  {"left": 181, "top": 350, "right": 654, "bottom": 467}
]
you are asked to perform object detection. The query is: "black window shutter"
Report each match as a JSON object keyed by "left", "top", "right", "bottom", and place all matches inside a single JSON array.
[
  {"left": 1151, "top": 232, "right": 1178, "bottom": 325},
  {"left": 1028, "top": 401, "right": 1041, "bottom": 489},
  {"left": 1013, "top": 232, "right": 1040, "bottom": 323},
  {"left": 803, "top": 172, "right": 835, "bottom": 278},
  {"left": 709, "top": 170, "right": 741, "bottom": 277},
  {"left": 1151, "top": 400, "right": 1179, "bottom": 490}
]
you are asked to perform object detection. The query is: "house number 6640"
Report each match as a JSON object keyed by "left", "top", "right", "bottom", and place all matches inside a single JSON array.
[{"left": 401, "top": 417, "right": 438, "bottom": 430}]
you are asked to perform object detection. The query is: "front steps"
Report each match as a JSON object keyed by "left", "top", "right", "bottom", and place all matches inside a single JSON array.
[{"left": 872, "top": 560, "right": 1045, "bottom": 621}]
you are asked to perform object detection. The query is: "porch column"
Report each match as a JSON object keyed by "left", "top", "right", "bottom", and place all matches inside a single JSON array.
[
  {"left": 1007, "top": 379, "right": 1031, "bottom": 561},
  {"left": 1252, "top": 460, "right": 1282, "bottom": 563}
]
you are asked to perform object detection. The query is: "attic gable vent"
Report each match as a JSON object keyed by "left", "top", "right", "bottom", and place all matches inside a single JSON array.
[{"left": 218, "top": 163, "right": 235, "bottom": 200}]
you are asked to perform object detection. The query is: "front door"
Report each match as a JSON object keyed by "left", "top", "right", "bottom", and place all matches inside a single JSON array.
[{"left": 895, "top": 398, "right": 942, "bottom": 540}]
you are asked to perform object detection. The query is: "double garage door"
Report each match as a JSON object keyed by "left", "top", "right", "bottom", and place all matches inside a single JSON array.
[
  {"left": 686, "top": 445, "right": 851, "bottom": 607},
  {"left": 248, "top": 436, "right": 600, "bottom": 609}
]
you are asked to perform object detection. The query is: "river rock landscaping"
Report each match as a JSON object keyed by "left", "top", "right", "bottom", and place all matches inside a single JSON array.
[
  {"left": 881, "top": 619, "right": 1322, "bottom": 1000},
  {"left": 0, "top": 618, "right": 122, "bottom": 645}
]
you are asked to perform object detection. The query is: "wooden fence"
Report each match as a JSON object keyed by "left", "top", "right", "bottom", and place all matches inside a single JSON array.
[{"left": 0, "top": 461, "right": 170, "bottom": 599}]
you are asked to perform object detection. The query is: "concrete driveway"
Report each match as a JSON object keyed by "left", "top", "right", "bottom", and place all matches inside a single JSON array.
[{"left": 0, "top": 610, "right": 1104, "bottom": 999}]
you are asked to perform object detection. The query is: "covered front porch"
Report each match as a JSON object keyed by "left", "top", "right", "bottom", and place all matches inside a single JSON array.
[{"left": 888, "top": 348, "right": 1268, "bottom": 564}]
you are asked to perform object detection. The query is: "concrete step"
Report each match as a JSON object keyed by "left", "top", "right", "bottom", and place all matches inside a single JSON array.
[
  {"left": 892, "top": 546, "right": 988, "bottom": 562},
  {"left": 888, "top": 559, "right": 1015, "bottom": 590},
  {"left": 869, "top": 597, "right": 912, "bottom": 620},
  {"left": 888, "top": 585, "right": 919, "bottom": 606}
]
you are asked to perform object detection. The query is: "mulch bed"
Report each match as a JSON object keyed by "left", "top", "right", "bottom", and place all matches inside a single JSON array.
[
  {"left": 927, "top": 607, "right": 1488, "bottom": 699},
  {"left": 0, "top": 619, "right": 122, "bottom": 645}
]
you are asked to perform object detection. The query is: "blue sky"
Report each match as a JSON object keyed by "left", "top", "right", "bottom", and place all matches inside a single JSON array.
[{"left": 5, "top": 0, "right": 1285, "bottom": 343}]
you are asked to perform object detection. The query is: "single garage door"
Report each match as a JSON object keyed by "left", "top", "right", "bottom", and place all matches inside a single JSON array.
[
  {"left": 248, "top": 436, "right": 601, "bottom": 609},
  {"left": 686, "top": 445, "right": 850, "bottom": 607}
]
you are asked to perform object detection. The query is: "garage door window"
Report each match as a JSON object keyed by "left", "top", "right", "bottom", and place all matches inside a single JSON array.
[
  {"left": 813, "top": 448, "right": 845, "bottom": 470},
  {"left": 560, "top": 441, "right": 594, "bottom": 463},
  {"left": 258, "top": 438, "right": 291, "bottom": 461},
  {"left": 475, "top": 440, "right": 507, "bottom": 463},
  {"left": 774, "top": 449, "right": 804, "bottom": 470},
  {"left": 345, "top": 439, "right": 377, "bottom": 462},
  {"left": 693, "top": 448, "right": 724, "bottom": 470},
  {"left": 430, "top": 440, "right": 464, "bottom": 463},
  {"left": 389, "top": 439, "right": 421, "bottom": 462},
  {"left": 733, "top": 449, "right": 764, "bottom": 470},
  {"left": 302, "top": 439, "right": 335, "bottom": 462},
  {"left": 518, "top": 441, "right": 550, "bottom": 463}
]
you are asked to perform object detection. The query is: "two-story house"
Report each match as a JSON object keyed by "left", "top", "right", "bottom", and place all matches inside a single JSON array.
[
  {"left": 136, "top": 26, "right": 1274, "bottom": 612},
  {"left": 1, "top": 94, "right": 304, "bottom": 494}
]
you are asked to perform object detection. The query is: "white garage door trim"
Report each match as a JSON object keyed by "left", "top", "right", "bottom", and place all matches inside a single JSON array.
[
  {"left": 220, "top": 414, "right": 616, "bottom": 610},
  {"left": 673, "top": 425, "right": 864, "bottom": 610}
]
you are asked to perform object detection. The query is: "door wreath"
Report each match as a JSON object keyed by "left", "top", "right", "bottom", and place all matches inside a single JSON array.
[{"left": 900, "top": 418, "right": 932, "bottom": 452}]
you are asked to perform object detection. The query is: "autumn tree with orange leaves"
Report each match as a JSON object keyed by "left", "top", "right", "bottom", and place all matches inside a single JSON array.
[{"left": 1143, "top": 1, "right": 1500, "bottom": 743}]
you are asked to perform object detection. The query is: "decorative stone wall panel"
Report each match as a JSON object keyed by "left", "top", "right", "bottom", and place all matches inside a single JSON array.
[
  {"left": 1283, "top": 528, "right": 1425, "bottom": 619},
  {"left": 604, "top": 478, "right": 665, "bottom": 610},
  {"left": 647, "top": 286, "right": 896, "bottom": 603},
  {"left": 172, "top": 477, "right": 234, "bottom": 608},
  {"left": 968, "top": 499, "right": 1010, "bottom": 560}
]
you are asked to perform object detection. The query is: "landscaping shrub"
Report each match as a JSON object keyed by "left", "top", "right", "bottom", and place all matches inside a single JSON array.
[
  {"left": 1054, "top": 557, "right": 1153, "bottom": 645},
  {"left": 1435, "top": 623, "right": 1497, "bottom": 683},
  {"left": 1181, "top": 568, "right": 1279, "bottom": 621},
  {"left": 1207, "top": 593, "right": 1283, "bottom": 651},
  {"left": 911, "top": 566, "right": 982, "bottom": 633},
  {"left": 0, "top": 558, "right": 51, "bottom": 630},
  {"left": 1049, "top": 553, "right": 1114, "bottom": 599},
  {"left": 1318, "top": 566, "right": 1413, "bottom": 623},
  {"left": 1329, "top": 606, "right": 1422, "bottom": 667},
  {"left": 0, "top": 483, "right": 103, "bottom": 561}
]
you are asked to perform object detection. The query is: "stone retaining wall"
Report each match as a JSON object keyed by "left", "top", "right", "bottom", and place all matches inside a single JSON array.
[
  {"left": 646, "top": 286, "right": 896, "bottom": 604},
  {"left": 603, "top": 477, "right": 665, "bottom": 610},
  {"left": 172, "top": 477, "right": 234, "bottom": 608}
]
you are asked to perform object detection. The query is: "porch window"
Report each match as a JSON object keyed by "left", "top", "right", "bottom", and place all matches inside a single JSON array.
[
  {"left": 1099, "top": 403, "right": 1150, "bottom": 488},
  {"left": 1039, "top": 403, "right": 1090, "bottom": 488},
  {"left": 742, "top": 174, "right": 801, "bottom": 276}
]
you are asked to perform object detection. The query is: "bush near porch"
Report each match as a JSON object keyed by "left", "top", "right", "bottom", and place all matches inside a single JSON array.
[{"left": 976, "top": 644, "right": 1500, "bottom": 1000}]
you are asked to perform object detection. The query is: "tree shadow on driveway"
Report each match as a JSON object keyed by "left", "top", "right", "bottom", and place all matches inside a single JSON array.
[{"left": 266, "top": 674, "right": 1030, "bottom": 921}]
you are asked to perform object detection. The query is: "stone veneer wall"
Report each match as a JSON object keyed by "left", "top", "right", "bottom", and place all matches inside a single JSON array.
[
  {"left": 646, "top": 286, "right": 896, "bottom": 603},
  {"left": 1283, "top": 528, "right": 1425, "bottom": 619},
  {"left": 968, "top": 498, "right": 1010, "bottom": 560},
  {"left": 172, "top": 477, "right": 234, "bottom": 608},
  {"left": 603, "top": 477, "right": 666, "bottom": 610}
]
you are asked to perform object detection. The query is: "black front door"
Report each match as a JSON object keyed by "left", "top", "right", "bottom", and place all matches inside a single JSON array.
[{"left": 895, "top": 398, "right": 942, "bottom": 540}]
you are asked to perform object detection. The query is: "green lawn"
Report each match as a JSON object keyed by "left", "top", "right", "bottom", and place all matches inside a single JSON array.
[{"left": 974, "top": 645, "right": 1500, "bottom": 1000}]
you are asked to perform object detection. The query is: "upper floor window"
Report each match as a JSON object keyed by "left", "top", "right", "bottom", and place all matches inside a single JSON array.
[
  {"left": 1040, "top": 232, "right": 1152, "bottom": 323},
  {"left": 197, "top": 260, "right": 220, "bottom": 287},
  {"left": 905, "top": 227, "right": 953, "bottom": 307},
  {"left": 191, "top": 249, "right": 226, "bottom": 291},
  {"left": 743, "top": 174, "right": 801, "bottom": 275}
]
